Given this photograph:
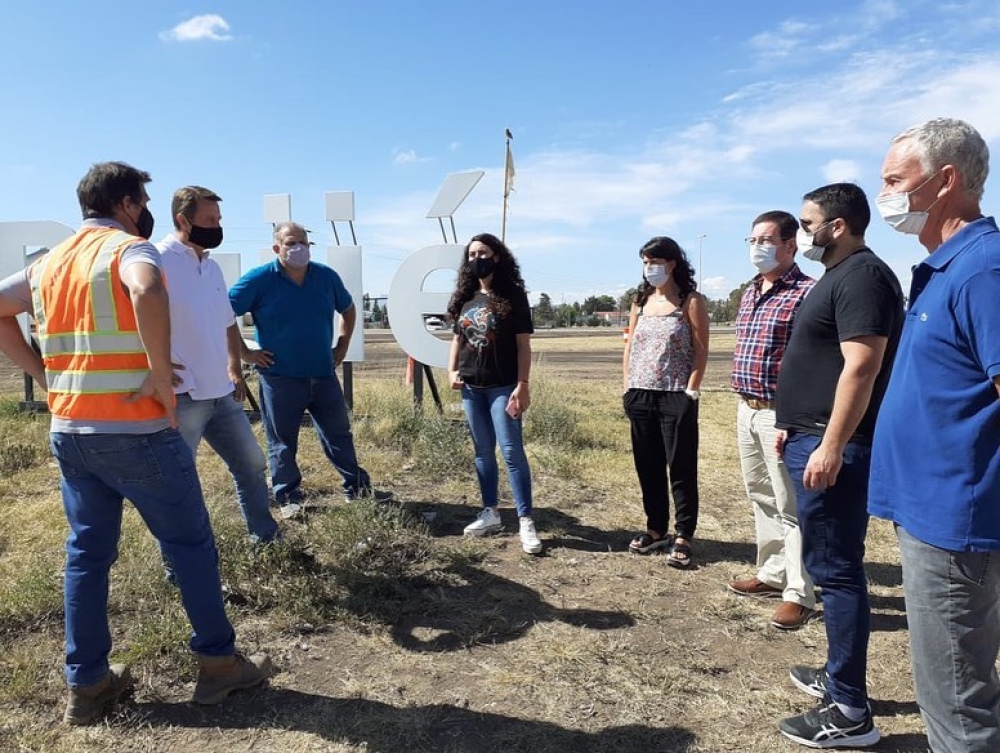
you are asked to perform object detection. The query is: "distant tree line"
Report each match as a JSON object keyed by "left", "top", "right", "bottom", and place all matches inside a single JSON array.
[{"left": 359, "top": 283, "right": 753, "bottom": 329}]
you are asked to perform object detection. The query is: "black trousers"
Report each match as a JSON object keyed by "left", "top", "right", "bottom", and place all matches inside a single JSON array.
[{"left": 623, "top": 389, "right": 699, "bottom": 539}]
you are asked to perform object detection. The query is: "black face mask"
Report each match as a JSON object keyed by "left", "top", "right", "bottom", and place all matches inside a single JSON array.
[
  {"left": 188, "top": 224, "right": 224, "bottom": 250},
  {"left": 469, "top": 257, "right": 496, "bottom": 279},
  {"left": 134, "top": 206, "right": 155, "bottom": 239}
]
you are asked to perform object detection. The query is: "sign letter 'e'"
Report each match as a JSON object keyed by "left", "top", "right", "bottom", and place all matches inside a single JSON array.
[{"left": 387, "top": 244, "right": 460, "bottom": 368}]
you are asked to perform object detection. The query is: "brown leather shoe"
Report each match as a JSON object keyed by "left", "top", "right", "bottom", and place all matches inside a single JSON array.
[
  {"left": 771, "top": 601, "right": 815, "bottom": 630},
  {"left": 727, "top": 576, "right": 783, "bottom": 599}
]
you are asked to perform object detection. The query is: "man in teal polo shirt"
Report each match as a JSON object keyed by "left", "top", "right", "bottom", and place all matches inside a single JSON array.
[
  {"left": 870, "top": 118, "right": 1000, "bottom": 753},
  {"left": 229, "top": 221, "right": 391, "bottom": 505}
]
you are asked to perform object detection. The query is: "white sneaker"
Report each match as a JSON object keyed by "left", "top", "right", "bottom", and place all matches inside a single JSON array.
[
  {"left": 519, "top": 517, "right": 542, "bottom": 554},
  {"left": 279, "top": 502, "right": 303, "bottom": 520},
  {"left": 464, "top": 507, "right": 502, "bottom": 537}
]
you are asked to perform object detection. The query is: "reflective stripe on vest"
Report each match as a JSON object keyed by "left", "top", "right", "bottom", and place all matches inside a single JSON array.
[
  {"left": 39, "top": 331, "right": 144, "bottom": 357},
  {"left": 47, "top": 369, "right": 149, "bottom": 394}
]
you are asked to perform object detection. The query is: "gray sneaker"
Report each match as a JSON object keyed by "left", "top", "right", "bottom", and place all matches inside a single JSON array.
[
  {"left": 193, "top": 652, "right": 272, "bottom": 705},
  {"left": 63, "top": 664, "right": 134, "bottom": 725},
  {"left": 789, "top": 665, "right": 829, "bottom": 699}
]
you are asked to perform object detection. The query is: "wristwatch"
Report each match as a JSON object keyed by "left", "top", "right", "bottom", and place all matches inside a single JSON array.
[{"left": 684, "top": 388, "right": 701, "bottom": 401}]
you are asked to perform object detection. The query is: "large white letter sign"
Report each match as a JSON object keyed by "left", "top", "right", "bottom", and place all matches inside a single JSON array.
[
  {"left": 0, "top": 220, "right": 75, "bottom": 335},
  {"left": 387, "top": 244, "right": 461, "bottom": 368},
  {"left": 326, "top": 245, "right": 364, "bottom": 363}
]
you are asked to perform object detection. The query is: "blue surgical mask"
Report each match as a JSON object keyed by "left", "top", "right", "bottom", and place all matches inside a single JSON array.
[{"left": 644, "top": 264, "right": 669, "bottom": 288}]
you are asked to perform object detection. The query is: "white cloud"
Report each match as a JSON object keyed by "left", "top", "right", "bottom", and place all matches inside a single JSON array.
[
  {"left": 160, "top": 14, "right": 232, "bottom": 43},
  {"left": 393, "top": 149, "right": 430, "bottom": 165},
  {"left": 701, "top": 275, "right": 732, "bottom": 299},
  {"left": 822, "top": 159, "right": 864, "bottom": 184}
]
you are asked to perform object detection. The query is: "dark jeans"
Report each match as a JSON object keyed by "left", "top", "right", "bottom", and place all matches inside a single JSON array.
[
  {"left": 258, "top": 372, "right": 370, "bottom": 501},
  {"left": 623, "top": 389, "right": 699, "bottom": 539},
  {"left": 784, "top": 432, "right": 871, "bottom": 709}
]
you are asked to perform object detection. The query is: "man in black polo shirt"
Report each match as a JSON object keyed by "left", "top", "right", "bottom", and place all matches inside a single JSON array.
[{"left": 774, "top": 183, "right": 904, "bottom": 749}]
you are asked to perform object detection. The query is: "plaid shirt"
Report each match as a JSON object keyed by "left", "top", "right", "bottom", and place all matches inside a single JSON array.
[{"left": 731, "top": 263, "right": 815, "bottom": 401}]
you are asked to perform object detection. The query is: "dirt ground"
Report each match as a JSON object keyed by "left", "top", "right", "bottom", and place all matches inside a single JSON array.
[{"left": 0, "top": 331, "right": 928, "bottom": 753}]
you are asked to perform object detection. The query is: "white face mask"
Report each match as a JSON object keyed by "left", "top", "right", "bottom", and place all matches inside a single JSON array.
[
  {"left": 796, "top": 223, "right": 834, "bottom": 262},
  {"left": 284, "top": 242, "right": 311, "bottom": 268},
  {"left": 749, "top": 243, "right": 780, "bottom": 274},
  {"left": 876, "top": 171, "right": 943, "bottom": 235},
  {"left": 644, "top": 264, "right": 669, "bottom": 288}
]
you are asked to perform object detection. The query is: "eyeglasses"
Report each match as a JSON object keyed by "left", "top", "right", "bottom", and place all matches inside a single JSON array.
[{"left": 745, "top": 236, "right": 787, "bottom": 245}]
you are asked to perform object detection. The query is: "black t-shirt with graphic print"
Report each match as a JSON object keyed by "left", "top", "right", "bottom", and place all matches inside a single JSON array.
[{"left": 455, "top": 289, "right": 534, "bottom": 387}]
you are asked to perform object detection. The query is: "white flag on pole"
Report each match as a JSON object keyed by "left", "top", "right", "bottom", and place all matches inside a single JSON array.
[{"left": 504, "top": 146, "right": 515, "bottom": 198}]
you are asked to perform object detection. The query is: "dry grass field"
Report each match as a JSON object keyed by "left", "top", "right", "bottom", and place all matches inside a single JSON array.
[{"left": 0, "top": 331, "right": 928, "bottom": 752}]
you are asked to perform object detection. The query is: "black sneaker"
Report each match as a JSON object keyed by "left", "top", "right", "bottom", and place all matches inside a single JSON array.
[
  {"left": 790, "top": 665, "right": 828, "bottom": 699},
  {"left": 779, "top": 698, "right": 881, "bottom": 749},
  {"left": 345, "top": 487, "right": 394, "bottom": 503}
]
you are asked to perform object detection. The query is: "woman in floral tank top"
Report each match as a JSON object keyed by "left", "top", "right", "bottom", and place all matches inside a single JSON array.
[{"left": 622, "top": 236, "right": 709, "bottom": 568}]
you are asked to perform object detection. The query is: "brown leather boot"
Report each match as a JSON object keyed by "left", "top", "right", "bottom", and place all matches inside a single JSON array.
[
  {"left": 63, "top": 664, "right": 133, "bottom": 725},
  {"left": 193, "top": 652, "right": 272, "bottom": 705}
]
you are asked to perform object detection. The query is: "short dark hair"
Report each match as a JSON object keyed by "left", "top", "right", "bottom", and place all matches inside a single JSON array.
[
  {"left": 802, "top": 183, "right": 870, "bottom": 236},
  {"left": 76, "top": 161, "right": 151, "bottom": 220},
  {"left": 751, "top": 210, "right": 798, "bottom": 241},
  {"left": 171, "top": 186, "right": 222, "bottom": 229}
]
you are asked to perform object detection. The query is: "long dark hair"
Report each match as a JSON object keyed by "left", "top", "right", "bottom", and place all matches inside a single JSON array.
[
  {"left": 447, "top": 233, "right": 527, "bottom": 320},
  {"left": 634, "top": 236, "right": 697, "bottom": 307}
]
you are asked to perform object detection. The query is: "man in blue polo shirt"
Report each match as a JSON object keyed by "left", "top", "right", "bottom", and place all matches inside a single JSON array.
[
  {"left": 870, "top": 118, "right": 1000, "bottom": 753},
  {"left": 229, "top": 221, "right": 391, "bottom": 505}
]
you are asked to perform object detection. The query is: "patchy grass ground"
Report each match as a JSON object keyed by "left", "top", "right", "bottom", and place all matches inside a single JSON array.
[{"left": 0, "top": 332, "right": 927, "bottom": 753}]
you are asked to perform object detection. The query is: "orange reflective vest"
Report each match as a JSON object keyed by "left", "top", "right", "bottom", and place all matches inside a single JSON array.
[{"left": 28, "top": 225, "right": 165, "bottom": 422}]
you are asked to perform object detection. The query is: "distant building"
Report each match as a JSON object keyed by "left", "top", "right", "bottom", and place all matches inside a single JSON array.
[{"left": 594, "top": 311, "right": 628, "bottom": 327}]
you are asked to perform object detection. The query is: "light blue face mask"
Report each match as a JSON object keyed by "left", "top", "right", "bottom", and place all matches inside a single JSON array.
[{"left": 644, "top": 264, "right": 669, "bottom": 288}]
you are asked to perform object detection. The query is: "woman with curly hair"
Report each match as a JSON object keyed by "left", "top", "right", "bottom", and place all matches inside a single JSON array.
[
  {"left": 447, "top": 233, "right": 540, "bottom": 554},
  {"left": 622, "top": 236, "right": 709, "bottom": 568}
]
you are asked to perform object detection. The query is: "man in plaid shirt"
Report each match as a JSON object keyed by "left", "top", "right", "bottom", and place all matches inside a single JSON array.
[{"left": 728, "top": 210, "right": 816, "bottom": 630}]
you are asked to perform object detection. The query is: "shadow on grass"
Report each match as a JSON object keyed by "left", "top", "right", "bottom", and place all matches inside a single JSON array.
[
  {"left": 400, "top": 500, "right": 758, "bottom": 565},
  {"left": 335, "top": 561, "right": 635, "bottom": 653},
  {"left": 135, "top": 688, "right": 697, "bottom": 753}
]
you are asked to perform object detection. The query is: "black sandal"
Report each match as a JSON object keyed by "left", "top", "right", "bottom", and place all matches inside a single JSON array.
[
  {"left": 628, "top": 531, "right": 669, "bottom": 554},
  {"left": 666, "top": 536, "right": 693, "bottom": 569}
]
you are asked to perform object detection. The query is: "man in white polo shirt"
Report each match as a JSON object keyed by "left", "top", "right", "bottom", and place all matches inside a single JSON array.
[{"left": 157, "top": 186, "right": 292, "bottom": 543}]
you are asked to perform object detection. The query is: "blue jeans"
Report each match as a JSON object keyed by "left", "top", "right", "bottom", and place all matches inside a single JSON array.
[
  {"left": 898, "top": 525, "right": 1000, "bottom": 753},
  {"left": 258, "top": 372, "right": 370, "bottom": 501},
  {"left": 176, "top": 392, "right": 279, "bottom": 543},
  {"left": 461, "top": 384, "right": 532, "bottom": 517},
  {"left": 783, "top": 432, "right": 871, "bottom": 709},
  {"left": 50, "top": 430, "right": 236, "bottom": 688}
]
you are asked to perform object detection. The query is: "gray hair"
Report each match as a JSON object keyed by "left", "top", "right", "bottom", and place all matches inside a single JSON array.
[
  {"left": 272, "top": 221, "right": 309, "bottom": 243},
  {"left": 892, "top": 118, "right": 990, "bottom": 202}
]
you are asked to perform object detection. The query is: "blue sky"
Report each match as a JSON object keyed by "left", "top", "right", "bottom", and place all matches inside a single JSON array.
[{"left": 2, "top": 0, "right": 999, "bottom": 303}]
